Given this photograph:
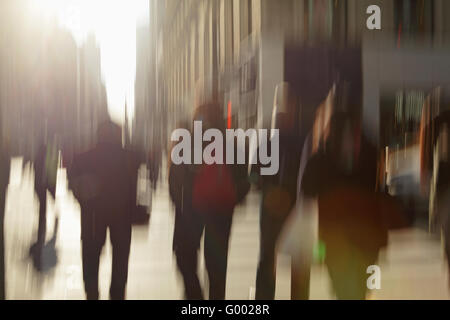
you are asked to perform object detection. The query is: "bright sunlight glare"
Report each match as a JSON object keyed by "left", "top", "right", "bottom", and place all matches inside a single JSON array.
[{"left": 30, "top": 0, "right": 150, "bottom": 126}]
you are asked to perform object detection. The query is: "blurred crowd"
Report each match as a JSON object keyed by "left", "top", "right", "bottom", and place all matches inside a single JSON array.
[
  {"left": 3, "top": 78, "right": 450, "bottom": 300},
  {"left": 1, "top": 0, "right": 450, "bottom": 301}
]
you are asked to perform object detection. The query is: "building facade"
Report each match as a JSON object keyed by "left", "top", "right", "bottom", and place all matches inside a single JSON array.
[
  {"left": 154, "top": 0, "right": 450, "bottom": 140},
  {"left": 0, "top": 0, "right": 108, "bottom": 158}
]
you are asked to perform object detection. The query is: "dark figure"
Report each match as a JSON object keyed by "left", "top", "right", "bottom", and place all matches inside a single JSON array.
[
  {"left": 252, "top": 84, "right": 304, "bottom": 300},
  {"left": 169, "top": 103, "right": 250, "bottom": 300},
  {"left": 430, "top": 110, "right": 450, "bottom": 287},
  {"left": 68, "top": 120, "right": 137, "bottom": 300},
  {"left": 148, "top": 143, "right": 162, "bottom": 190},
  {"left": 30, "top": 140, "right": 58, "bottom": 270},
  {"left": 302, "top": 112, "right": 388, "bottom": 300},
  {"left": 0, "top": 143, "right": 10, "bottom": 300}
]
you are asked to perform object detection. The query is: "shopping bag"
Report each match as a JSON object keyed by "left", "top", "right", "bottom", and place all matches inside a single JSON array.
[{"left": 278, "top": 195, "right": 318, "bottom": 263}]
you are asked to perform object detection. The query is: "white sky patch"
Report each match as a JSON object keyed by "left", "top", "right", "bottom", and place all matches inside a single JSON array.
[{"left": 30, "top": 0, "right": 150, "bottom": 126}]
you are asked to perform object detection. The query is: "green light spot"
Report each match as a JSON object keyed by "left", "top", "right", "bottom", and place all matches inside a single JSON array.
[{"left": 313, "top": 241, "right": 326, "bottom": 263}]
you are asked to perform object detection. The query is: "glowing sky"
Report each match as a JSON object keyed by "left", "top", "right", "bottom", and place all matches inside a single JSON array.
[{"left": 31, "top": 0, "right": 149, "bottom": 126}]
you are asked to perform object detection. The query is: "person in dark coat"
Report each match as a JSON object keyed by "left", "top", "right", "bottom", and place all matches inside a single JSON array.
[
  {"left": 252, "top": 83, "right": 304, "bottom": 300},
  {"left": 169, "top": 120, "right": 201, "bottom": 299},
  {"left": 68, "top": 120, "right": 136, "bottom": 300},
  {"left": 0, "top": 140, "right": 10, "bottom": 300},
  {"left": 430, "top": 109, "right": 450, "bottom": 287},
  {"left": 302, "top": 112, "right": 388, "bottom": 300},
  {"left": 169, "top": 103, "right": 250, "bottom": 300}
]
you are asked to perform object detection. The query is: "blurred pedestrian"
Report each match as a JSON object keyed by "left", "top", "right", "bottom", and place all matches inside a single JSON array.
[
  {"left": 0, "top": 138, "right": 11, "bottom": 300},
  {"left": 302, "top": 112, "right": 389, "bottom": 300},
  {"left": 252, "top": 83, "right": 304, "bottom": 300},
  {"left": 29, "top": 136, "right": 59, "bottom": 271},
  {"left": 148, "top": 143, "right": 162, "bottom": 190},
  {"left": 68, "top": 120, "right": 137, "bottom": 300},
  {"left": 169, "top": 103, "right": 250, "bottom": 300},
  {"left": 429, "top": 109, "right": 450, "bottom": 288}
]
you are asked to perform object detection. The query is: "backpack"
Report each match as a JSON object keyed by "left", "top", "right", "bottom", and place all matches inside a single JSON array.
[{"left": 192, "top": 163, "right": 237, "bottom": 215}]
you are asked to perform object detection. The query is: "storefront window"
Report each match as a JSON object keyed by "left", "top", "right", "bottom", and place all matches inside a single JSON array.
[{"left": 380, "top": 89, "right": 427, "bottom": 148}]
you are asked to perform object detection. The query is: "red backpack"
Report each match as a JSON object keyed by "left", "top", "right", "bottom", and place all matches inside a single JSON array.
[{"left": 192, "top": 163, "right": 237, "bottom": 215}]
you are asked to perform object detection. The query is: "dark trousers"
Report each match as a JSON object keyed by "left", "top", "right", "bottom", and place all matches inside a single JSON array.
[
  {"left": 173, "top": 208, "right": 232, "bottom": 300},
  {"left": 36, "top": 188, "right": 47, "bottom": 245},
  {"left": 436, "top": 190, "right": 450, "bottom": 273},
  {"left": 1, "top": 158, "right": 10, "bottom": 300},
  {"left": 82, "top": 221, "right": 131, "bottom": 300},
  {"left": 255, "top": 204, "right": 310, "bottom": 300},
  {"left": 443, "top": 218, "right": 450, "bottom": 271},
  {"left": 0, "top": 190, "right": 5, "bottom": 300}
]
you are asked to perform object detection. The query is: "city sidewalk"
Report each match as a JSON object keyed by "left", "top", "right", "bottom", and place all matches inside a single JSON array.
[{"left": 3, "top": 158, "right": 450, "bottom": 300}]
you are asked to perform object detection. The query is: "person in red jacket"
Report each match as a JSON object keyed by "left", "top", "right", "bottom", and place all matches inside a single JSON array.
[{"left": 169, "top": 103, "right": 250, "bottom": 300}]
